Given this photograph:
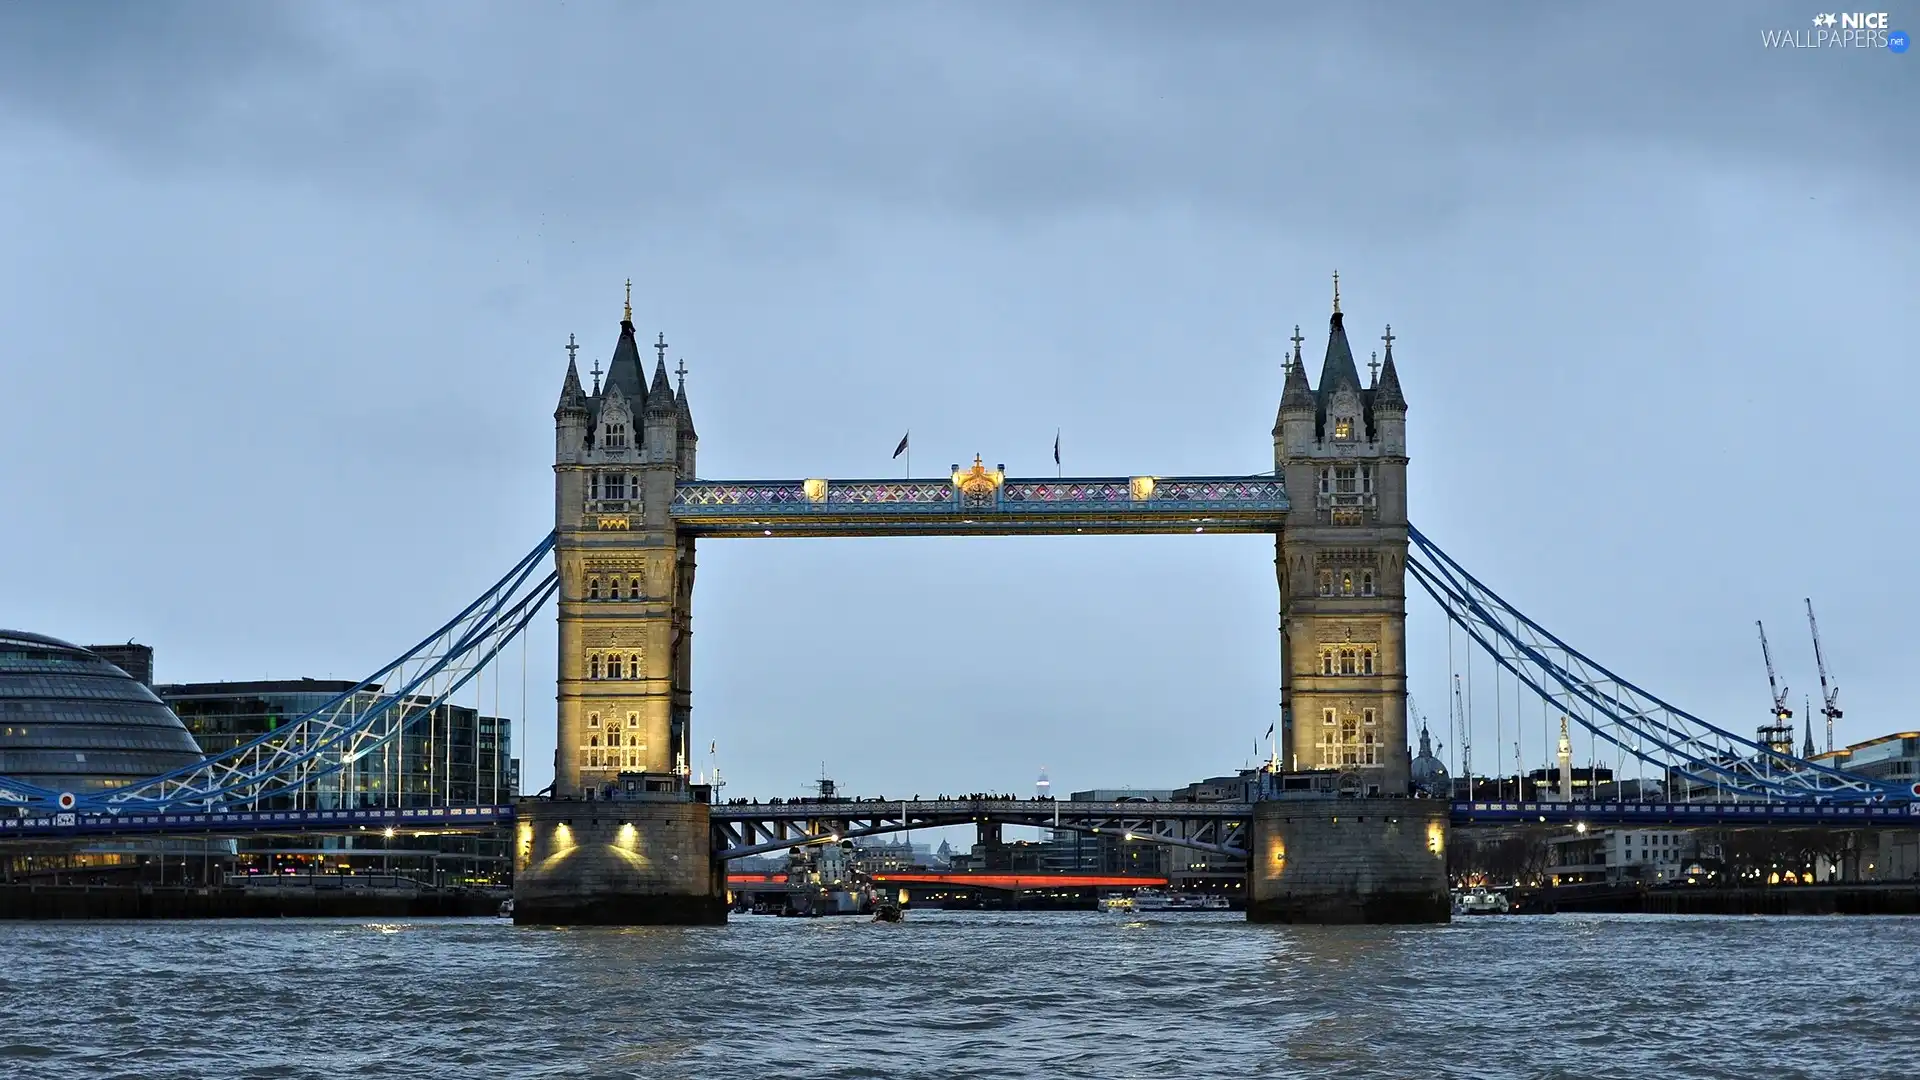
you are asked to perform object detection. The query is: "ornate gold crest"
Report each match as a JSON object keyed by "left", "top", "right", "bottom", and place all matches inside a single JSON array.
[{"left": 954, "top": 455, "right": 1003, "bottom": 500}]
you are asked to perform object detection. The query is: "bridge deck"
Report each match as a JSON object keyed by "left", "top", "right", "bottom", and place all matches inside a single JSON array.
[
  {"left": 1451, "top": 800, "right": 1920, "bottom": 827},
  {"left": 2, "top": 805, "right": 514, "bottom": 839},
  {"left": 668, "top": 475, "right": 1288, "bottom": 536}
]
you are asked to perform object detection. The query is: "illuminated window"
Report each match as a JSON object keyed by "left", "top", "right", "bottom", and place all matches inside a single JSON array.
[
  {"left": 587, "top": 578, "right": 601, "bottom": 600},
  {"left": 1340, "top": 571, "right": 1355, "bottom": 596},
  {"left": 1318, "top": 570, "right": 1333, "bottom": 596},
  {"left": 1361, "top": 570, "right": 1376, "bottom": 597},
  {"left": 603, "top": 423, "right": 627, "bottom": 450},
  {"left": 1334, "top": 416, "right": 1354, "bottom": 440}
]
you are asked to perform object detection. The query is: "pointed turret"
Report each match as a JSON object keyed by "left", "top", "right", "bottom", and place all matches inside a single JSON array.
[
  {"left": 1316, "top": 310, "right": 1365, "bottom": 400},
  {"left": 554, "top": 334, "right": 591, "bottom": 464},
  {"left": 673, "top": 360, "right": 698, "bottom": 478},
  {"left": 674, "top": 363, "right": 697, "bottom": 440},
  {"left": 645, "top": 357, "right": 676, "bottom": 416},
  {"left": 555, "top": 356, "right": 587, "bottom": 417},
  {"left": 1802, "top": 712, "right": 1816, "bottom": 759},
  {"left": 1372, "top": 324, "right": 1406, "bottom": 412},
  {"left": 1277, "top": 326, "right": 1316, "bottom": 421}
]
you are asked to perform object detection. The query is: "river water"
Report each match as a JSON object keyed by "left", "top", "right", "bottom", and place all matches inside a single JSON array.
[{"left": 2, "top": 911, "right": 1913, "bottom": 1079}]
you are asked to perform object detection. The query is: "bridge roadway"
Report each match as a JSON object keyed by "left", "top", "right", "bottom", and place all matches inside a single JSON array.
[
  {"left": 709, "top": 798, "right": 1254, "bottom": 860},
  {"left": 1451, "top": 799, "right": 1920, "bottom": 827},
  {"left": 7, "top": 797, "right": 1916, "bottom": 842}
]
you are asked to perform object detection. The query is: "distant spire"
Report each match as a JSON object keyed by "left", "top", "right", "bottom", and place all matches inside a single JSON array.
[
  {"left": 1802, "top": 702, "right": 1816, "bottom": 759},
  {"left": 1331, "top": 270, "right": 1341, "bottom": 315},
  {"left": 624, "top": 279, "right": 633, "bottom": 324}
]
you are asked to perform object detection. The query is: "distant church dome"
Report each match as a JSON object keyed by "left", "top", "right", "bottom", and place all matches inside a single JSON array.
[
  {"left": 1409, "top": 722, "right": 1449, "bottom": 796},
  {"left": 0, "top": 630, "right": 204, "bottom": 795}
]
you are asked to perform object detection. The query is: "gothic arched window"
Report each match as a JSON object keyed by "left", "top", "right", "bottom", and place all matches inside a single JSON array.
[
  {"left": 628, "top": 577, "right": 643, "bottom": 600},
  {"left": 1361, "top": 570, "right": 1376, "bottom": 597},
  {"left": 588, "top": 654, "right": 602, "bottom": 680},
  {"left": 587, "top": 578, "right": 601, "bottom": 600}
]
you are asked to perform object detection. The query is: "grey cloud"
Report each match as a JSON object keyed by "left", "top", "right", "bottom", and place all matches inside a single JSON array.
[{"left": 3, "top": 1, "right": 1907, "bottom": 237}]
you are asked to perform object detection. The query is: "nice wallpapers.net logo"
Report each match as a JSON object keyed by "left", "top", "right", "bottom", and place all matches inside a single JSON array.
[{"left": 1761, "top": 11, "right": 1910, "bottom": 50}]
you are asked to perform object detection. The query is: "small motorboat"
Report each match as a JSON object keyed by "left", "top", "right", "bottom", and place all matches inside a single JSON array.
[
  {"left": 497, "top": 897, "right": 515, "bottom": 918},
  {"left": 873, "top": 903, "right": 904, "bottom": 923},
  {"left": 1451, "top": 887, "right": 1510, "bottom": 916}
]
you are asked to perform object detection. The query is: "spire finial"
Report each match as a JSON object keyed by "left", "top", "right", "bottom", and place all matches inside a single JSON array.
[
  {"left": 589, "top": 348, "right": 602, "bottom": 394},
  {"left": 654, "top": 332, "right": 670, "bottom": 366},
  {"left": 624, "top": 279, "right": 633, "bottom": 323},
  {"left": 565, "top": 333, "right": 579, "bottom": 365},
  {"left": 1381, "top": 323, "right": 1395, "bottom": 356},
  {"left": 1331, "top": 270, "right": 1341, "bottom": 314},
  {"left": 675, "top": 355, "right": 688, "bottom": 391},
  {"left": 1369, "top": 350, "right": 1380, "bottom": 383}
]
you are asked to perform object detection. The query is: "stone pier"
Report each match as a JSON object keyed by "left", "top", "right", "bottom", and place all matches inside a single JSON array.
[
  {"left": 1247, "top": 798, "right": 1449, "bottom": 923},
  {"left": 512, "top": 791, "right": 725, "bottom": 925}
]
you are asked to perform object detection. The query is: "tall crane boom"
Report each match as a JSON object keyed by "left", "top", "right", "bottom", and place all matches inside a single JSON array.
[
  {"left": 1453, "top": 673, "right": 1471, "bottom": 788},
  {"left": 1806, "top": 598, "right": 1842, "bottom": 753},
  {"left": 1756, "top": 620, "right": 1795, "bottom": 755},
  {"left": 1757, "top": 620, "right": 1792, "bottom": 720}
]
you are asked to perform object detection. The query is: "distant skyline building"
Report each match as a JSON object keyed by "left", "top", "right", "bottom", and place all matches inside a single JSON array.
[
  {"left": 86, "top": 642, "right": 154, "bottom": 688},
  {"left": 160, "top": 678, "right": 518, "bottom": 810}
]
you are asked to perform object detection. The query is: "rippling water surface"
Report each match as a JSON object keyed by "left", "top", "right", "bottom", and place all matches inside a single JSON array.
[{"left": 2, "top": 911, "right": 1915, "bottom": 1079}]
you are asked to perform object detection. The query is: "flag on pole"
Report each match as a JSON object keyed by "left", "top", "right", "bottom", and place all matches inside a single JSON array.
[
  {"left": 893, "top": 432, "right": 910, "bottom": 459},
  {"left": 709, "top": 741, "right": 716, "bottom": 754},
  {"left": 1053, "top": 430, "right": 1061, "bottom": 466},
  {"left": 1265, "top": 723, "right": 1275, "bottom": 739}
]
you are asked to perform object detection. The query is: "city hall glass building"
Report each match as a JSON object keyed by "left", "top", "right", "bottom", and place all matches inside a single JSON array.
[{"left": 0, "top": 630, "right": 203, "bottom": 794}]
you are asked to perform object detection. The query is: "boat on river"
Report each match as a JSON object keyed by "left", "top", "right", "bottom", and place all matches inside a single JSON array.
[{"left": 1451, "top": 887, "right": 1510, "bottom": 916}]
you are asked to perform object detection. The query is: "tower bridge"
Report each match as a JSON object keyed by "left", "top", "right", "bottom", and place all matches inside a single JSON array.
[{"left": 4, "top": 278, "right": 1908, "bottom": 924}]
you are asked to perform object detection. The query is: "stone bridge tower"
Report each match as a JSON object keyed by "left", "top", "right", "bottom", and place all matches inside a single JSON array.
[
  {"left": 551, "top": 288, "right": 699, "bottom": 798},
  {"left": 1273, "top": 276, "right": 1411, "bottom": 795}
]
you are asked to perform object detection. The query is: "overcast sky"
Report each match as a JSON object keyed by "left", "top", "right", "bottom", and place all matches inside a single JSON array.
[{"left": 2, "top": 1, "right": 1913, "bottom": 804}]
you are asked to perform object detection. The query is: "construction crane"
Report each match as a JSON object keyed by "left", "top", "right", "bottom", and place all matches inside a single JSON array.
[
  {"left": 1806, "top": 598, "right": 1842, "bottom": 754},
  {"left": 1756, "top": 621, "right": 1795, "bottom": 755},
  {"left": 1453, "top": 673, "right": 1471, "bottom": 796}
]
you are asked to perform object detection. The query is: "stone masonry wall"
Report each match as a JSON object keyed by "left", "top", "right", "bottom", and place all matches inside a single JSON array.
[
  {"left": 1248, "top": 798, "right": 1449, "bottom": 923},
  {"left": 513, "top": 796, "right": 725, "bottom": 925}
]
